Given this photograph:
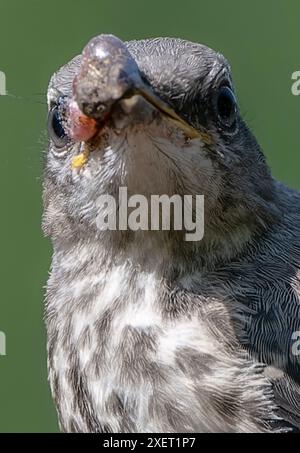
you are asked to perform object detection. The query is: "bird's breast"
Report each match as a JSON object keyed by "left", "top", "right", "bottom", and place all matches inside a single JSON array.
[{"left": 45, "top": 244, "right": 277, "bottom": 433}]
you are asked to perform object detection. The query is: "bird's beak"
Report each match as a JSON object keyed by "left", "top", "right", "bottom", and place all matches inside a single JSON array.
[
  {"left": 135, "top": 84, "right": 210, "bottom": 141},
  {"left": 72, "top": 34, "right": 211, "bottom": 144}
]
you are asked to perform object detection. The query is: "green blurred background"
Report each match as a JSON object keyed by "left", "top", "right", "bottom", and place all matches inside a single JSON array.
[{"left": 0, "top": 0, "right": 299, "bottom": 433}]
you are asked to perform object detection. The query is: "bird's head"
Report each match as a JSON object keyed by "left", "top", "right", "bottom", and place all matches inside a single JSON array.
[{"left": 43, "top": 35, "right": 279, "bottom": 265}]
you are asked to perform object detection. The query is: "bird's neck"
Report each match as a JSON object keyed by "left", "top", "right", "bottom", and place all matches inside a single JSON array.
[
  {"left": 47, "top": 166, "right": 282, "bottom": 280},
  {"left": 51, "top": 192, "right": 281, "bottom": 278}
]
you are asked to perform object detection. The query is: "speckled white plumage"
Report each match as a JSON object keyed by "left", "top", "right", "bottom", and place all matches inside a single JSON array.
[{"left": 43, "top": 36, "right": 300, "bottom": 433}]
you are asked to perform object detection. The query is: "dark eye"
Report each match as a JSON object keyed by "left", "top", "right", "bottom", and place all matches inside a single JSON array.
[
  {"left": 215, "top": 86, "right": 237, "bottom": 128},
  {"left": 47, "top": 103, "right": 69, "bottom": 149}
]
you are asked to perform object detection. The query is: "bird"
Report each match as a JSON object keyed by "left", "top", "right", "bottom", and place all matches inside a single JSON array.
[{"left": 43, "top": 34, "right": 300, "bottom": 433}]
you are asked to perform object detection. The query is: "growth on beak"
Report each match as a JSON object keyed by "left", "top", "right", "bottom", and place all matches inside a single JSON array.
[{"left": 70, "top": 34, "right": 212, "bottom": 169}]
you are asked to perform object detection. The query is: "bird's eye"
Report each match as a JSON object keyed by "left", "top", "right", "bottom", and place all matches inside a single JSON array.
[
  {"left": 47, "top": 104, "right": 69, "bottom": 149},
  {"left": 215, "top": 86, "right": 237, "bottom": 129}
]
